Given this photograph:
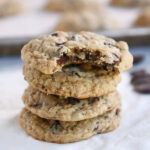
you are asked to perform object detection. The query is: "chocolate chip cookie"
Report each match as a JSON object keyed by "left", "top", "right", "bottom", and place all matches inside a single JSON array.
[
  {"left": 111, "top": 0, "right": 150, "bottom": 7},
  {"left": 45, "top": 0, "right": 102, "bottom": 12},
  {"left": 0, "top": 0, "right": 24, "bottom": 17},
  {"left": 21, "top": 31, "right": 133, "bottom": 75},
  {"left": 20, "top": 104, "right": 121, "bottom": 143},
  {"left": 135, "top": 7, "right": 150, "bottom": 27},
  {"left": 55, "top": 10, "right": 101, "bottom": 32},
  {"left": 23, "top": 65, "right": 122, "bottom": 98},
  {"left": 55, "top": 10, "right": 120, "bottom": 32},
  {"left": 23, "top": 87, "right": 121, "bottom": 121}
]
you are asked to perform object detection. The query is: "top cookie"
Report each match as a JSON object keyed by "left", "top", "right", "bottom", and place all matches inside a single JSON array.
[{"left": 21, "top": 31, "right": 133, "bottom": 75}]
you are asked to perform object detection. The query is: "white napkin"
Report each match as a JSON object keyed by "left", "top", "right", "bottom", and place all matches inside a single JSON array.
[{"left": 0, "top": 67, "right": 150, "bottom": 150}]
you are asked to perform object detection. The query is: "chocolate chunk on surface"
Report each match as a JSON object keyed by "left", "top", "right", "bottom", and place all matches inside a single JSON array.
[
  {"left": 133, "top": 55, "right": 144, "bottom": 65},
  {"left": 131, "top": 69, "right": 150, "bottom": 93}
]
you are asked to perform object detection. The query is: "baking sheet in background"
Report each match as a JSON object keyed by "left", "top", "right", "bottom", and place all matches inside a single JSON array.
[{"left": 0, "top": 0, "right": 150, "bottom": 55}]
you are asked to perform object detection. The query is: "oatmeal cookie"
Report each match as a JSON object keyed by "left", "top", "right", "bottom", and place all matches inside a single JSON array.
[
  {"left": 23, "top": 87, "right": 121, "bottom": 121},
  {"left": 20, "top": 105, "right": 121, "bottom": 143},
  {"left": 21, "top": 31, "right": 133, "bottom": 75},
  {"left": 135, "top": 7, "right": 150, "bottom": 27},
  {"left": 0, "top": 0, "right": 24, "bottom": 17},
  {"left": 23, "top": 65, "right": 122, "bottom": 98}
]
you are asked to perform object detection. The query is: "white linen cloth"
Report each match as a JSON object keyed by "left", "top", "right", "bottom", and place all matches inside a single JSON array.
[{"left": 0, "top": 66, "right": 150, "bottom": 150}]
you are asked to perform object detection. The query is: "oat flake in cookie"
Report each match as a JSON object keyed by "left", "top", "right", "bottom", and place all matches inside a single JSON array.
[
  {"left": 20, "top": 104, "right": 121, "bottom": 143},
  {"left": 21, "top": 31, "right": 133, "bottom": 75},
  {"left": 23, "top": 87, "right": 121, "bottom": 121}
]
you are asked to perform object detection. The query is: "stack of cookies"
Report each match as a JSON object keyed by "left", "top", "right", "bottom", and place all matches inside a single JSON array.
[{"left": 20, "top": 31, "right": 133, "bottom": 143}]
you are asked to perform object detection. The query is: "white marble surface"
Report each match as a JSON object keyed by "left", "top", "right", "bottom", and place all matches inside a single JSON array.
[{"left": 0, "top": 46, "right": 150, "bottom": 150}]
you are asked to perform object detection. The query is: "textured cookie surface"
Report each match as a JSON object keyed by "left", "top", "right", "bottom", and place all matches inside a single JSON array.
[
  {"left": 23, "top": 65, "right": 122, "bottom": 98},
  {"left": 21, "top": 31, "right": 133, "bottom": 75},
  {"left": 45, "top": 0, "right": 102, "bottom": 12},
  {"left": 20, "top": 105, "right": 121, "bottom": 143},
  {"left": 55, "top": 10, "right": 120, "bottom": 32},
  {"left": 0, "top": 0, "right": 23, "bottom": 17},
  {"left": 23, "top": 87, "right": 121, "bottom": 121},
  {"left": 135, "top": 7, "right": 150, "bottom": 27},
  {"left": 111, "top": 0, "right": 150, "bottom": 6}
]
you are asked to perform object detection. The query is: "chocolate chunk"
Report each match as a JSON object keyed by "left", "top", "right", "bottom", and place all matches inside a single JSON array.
[
  {"left": 103, "top": 65, "right": 108, "bottom": 71},
  {"left": 134, "top": 83, "right": 150, "bottom": 93},
  {"left": 92, "top": 65, "right": 100, "bottom": 70},
  {"left": 50, "top": 121, "right": 62, "bottom": 134},
  {"left": 85, "top": 52, "right": 99, "bottom": 61},
  {"left": 74, "top": 72, "right": 80, "bottom": 77},
  {"left": 31, "top": 104, "right": 42, "bottom": 109},
  {"left": 56, "top": 41, "right": 66, "bottom": 46},
  {"left": 93, "top": 126, "right": 99, "bottom": 131},
  {"left": 71, "top": 35, "right": 75, "bottom": 40},
  {"left": 41, "top": 85, "right": 45, "bottom": 89},
  {"left": 104, "top": 42, "right": 115, "bottom": 47},
  {"left": 115, "top": 108, "right": 120, "bottom": 116},
  {"left": 51, "top": 33, "right": 58, "bottom": 36},
  {"left": 104, "top": 116, "right": 108, "bottom": 119},
  {"left": 66, "top": 97, "right": 80, "bottom": 105},
  {"left": 57, "top": 54, "right": 69, "bottom": 65},
  {"left": 131, "top": 69, "right": 150, "bottom": 93},
  {"left": 133, "top": 55, "right": 144, "bottom": 65},
  {"left": 93, "top": 121, "right": 99, "bottom": 131},
  {"left": 71, "top": 71, "right": 80, "bottom": 77},
  {"left": 27, "top": 111, "right": 32, "bottom": 115},
  {"left": 73, "top": 56, "right": 80, "bottom": 61},
  {"left": 112, "top": 60, "right": 119, "bottom": 65},
  {"left": 112, "top": 53, "right": 119, "bottom": 60},
  {"left": 131, "top": 69, "right": 147, "bottom": 77},
  {"left": 111, "top": 53, "right": 120, "bottom": 65},
  {"left": 131, "top": 76, "right": 150, "bottom": 85},
  {"left": 88, "top": 97, "right": 100, "bottom": 104}
]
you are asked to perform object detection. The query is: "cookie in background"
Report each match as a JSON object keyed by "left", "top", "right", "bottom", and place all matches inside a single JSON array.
[
  {"left": 111, "top": 0, "right": 150, "bottom": 7},
  {"left": 134, "top": 6, "right": 150, "bottom": 27},
  {"left": 0, "top": 0, "right": 25, "bottom": 17},
  {"left": 55, "top": 9, "right": 120, "bottom": 32},
  {"left": 45, "top": 0, "right": 109, "bottom": 12}
]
